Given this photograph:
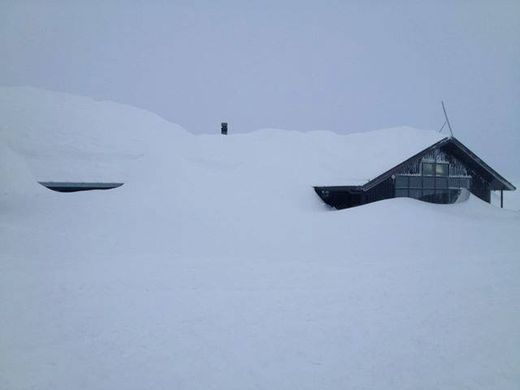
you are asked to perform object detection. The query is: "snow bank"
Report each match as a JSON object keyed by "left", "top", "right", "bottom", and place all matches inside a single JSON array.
[
  {"left": 491, "top": 182, "right": 520, "bottom": 211},
  {"left": 0, "top": 87, "right": 445, "bottom": 186},
  {"left": 0, "top": 136, "right": 42, "bottom": 196},
  {"left": 0, "top": 86, "right": 188, "bottom": 181},
  {"left": 0, "top": 87, "right": 519, "bottom": 390}
]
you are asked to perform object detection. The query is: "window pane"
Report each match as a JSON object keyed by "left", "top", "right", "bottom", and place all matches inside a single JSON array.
[
  {"left": 395, "top": 189, "right": 408, "bottom": 197},
  {"left": 436, "top": 177, "right": 448, "bottom": 188},
  {"left": 410, "top": 189, "right": 422, "bottom": 199},
  {"left": 422, "top": 162, "right": 434, "bottom": 176},
  {"left": 449, "top": 177, "right": 471, "bottom": 189},
  {"left": 409, "top": 176, "right": 422, "bottom": 188},
  {"left": 423, "top": 177, "right": 435, "bottom": 188},
  {"left": 436, "top": 163, "right": 449, "bottom": 176},
  {"left": 434, "top": 189, "right": 450, "bottom": 203},
  {"left": 421, "top": 189, "right": 436, "bottom": 203},
  {"left": 395, "top": 176, "right": 408, "bottom": 188},
  {"left": 423, "top": 188, "right": 435, "bottom": 197},
  {"left": 449, "top": 177, "right": 459, "bottom": 188}
]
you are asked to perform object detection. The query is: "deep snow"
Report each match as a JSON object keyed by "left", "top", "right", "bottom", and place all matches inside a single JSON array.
[{"left": 1, "top": 87, "right": 519, "bottom": 390}]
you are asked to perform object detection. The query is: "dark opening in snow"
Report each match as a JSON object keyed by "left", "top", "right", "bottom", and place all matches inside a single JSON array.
[{"left": 39, "top": 182, "right": 124, "bottom": 193}]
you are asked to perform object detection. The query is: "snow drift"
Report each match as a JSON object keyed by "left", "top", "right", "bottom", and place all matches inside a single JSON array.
[
  {"left": 0, "top": 87, "right": 519, "bottom": 390},
  {"left": 0, "top": 86, "right": 188, "bottom": 181},
  {"left": 0, "top": 138, "right": 41, "bottom": 197}
]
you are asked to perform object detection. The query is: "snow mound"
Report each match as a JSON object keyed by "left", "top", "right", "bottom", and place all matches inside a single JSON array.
[
  {"left": 0, "top": 86, "right": 188, "bottom": 181},
  {"left": 0, "top": 87, "right": 519, "bottom": 390},
  {"left": 0, "top": 137, "right": 42, "bottom": 196},
  {"left": 0, "top": 87, "right": 446, "bottom": 186}
]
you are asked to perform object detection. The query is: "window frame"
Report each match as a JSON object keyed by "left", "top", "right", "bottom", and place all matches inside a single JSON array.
[
  {"left": 422, "top": 162, "right": 435, "bottom": 176},
  {"left": 422, "top": 161, "right": 449, "bottom": 177},
  {"left": 396, "top": 160, "right": 470, "bottom": 202},
  {"left": 435, "top": 162, "right": 449, "bottom": 177}
]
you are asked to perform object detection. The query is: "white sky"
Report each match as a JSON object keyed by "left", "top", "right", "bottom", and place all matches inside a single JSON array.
[{"left": 1, "top": 0, "right": 519, "bottom": 176}]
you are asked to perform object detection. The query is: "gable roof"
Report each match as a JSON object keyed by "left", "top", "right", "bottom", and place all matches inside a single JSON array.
[{"left": 336, "top": 136, "right": 516, "bottom": 192}]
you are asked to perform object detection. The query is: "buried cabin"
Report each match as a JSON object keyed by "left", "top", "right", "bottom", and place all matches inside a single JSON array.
[{"left": 314, "top": 136, "right": 515, "bottom": 209}]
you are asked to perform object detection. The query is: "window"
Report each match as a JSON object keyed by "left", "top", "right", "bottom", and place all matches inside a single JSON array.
[
  {"left": 409, "top": 176, "right": 422, "bottom": 188},
  {"left": 422, "top": 162, "right": 434, "bottom": 176},
  {"left": 423, "top": 177, "right": 435, "bottom": 189},
  {"left": 423, "top": 188, "right": 435, "bottom": 197},
  {"left": 435, "top": 177, "right": 448, "bottom": 189},
  {"left": 410, "top": 189, "right": 422, "bottom": 199},
  {"left": 449, "top": 177, "right": 470, "bottom": 188},
  {"left": 423, "top": 162, "right": 449, "bottom": 176},
  {"left": 449, "top": 178, "right": 459, "bottom": 188},
  {"left": 396, "top": 160, "right": 471, "bottom": 204},
  {"left": 436, "top": 163, "right": 449, "bottom": 176},
  {"left": 395, "top": 189, "right": 408, "bottom": 197},
  {"left": 395, "top": 176, "right": 408, "bottom": 188}
]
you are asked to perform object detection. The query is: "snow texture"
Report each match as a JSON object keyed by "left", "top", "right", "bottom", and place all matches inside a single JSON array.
[
  {"left": 0, "top": 138, "right": 42, "bottom": 196},
  {"left": 0, "top": 87, "right": 445, "bottom": 186},
  {"left": 1, "top": 87, "right": 519, "bottom": 390}
]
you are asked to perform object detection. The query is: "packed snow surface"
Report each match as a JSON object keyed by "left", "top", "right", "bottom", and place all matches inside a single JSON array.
[{"left": 1, "top": 87, "right": 519, "bottom": 390}]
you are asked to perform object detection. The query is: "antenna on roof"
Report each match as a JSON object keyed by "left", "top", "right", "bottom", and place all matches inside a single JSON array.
[{"left": 439, "top": 101, "right": 454, "bottom": 137}]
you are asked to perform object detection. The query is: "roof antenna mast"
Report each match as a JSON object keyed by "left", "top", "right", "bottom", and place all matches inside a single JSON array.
[{"left": 440, "top": 101, "right": 454, "bottom": 137}]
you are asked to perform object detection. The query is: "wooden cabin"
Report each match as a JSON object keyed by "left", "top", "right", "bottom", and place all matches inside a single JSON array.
[{"left": 315, "top": 136, "right": 515, "bottom": 209}]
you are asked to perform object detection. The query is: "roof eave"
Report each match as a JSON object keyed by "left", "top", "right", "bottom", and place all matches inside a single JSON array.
[{"left": 448, "top": 137, "right": 516, "bottom": 191}]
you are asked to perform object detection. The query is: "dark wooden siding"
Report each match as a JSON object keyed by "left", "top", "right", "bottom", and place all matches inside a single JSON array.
[
  {"left": 363, "top": 177, "right": 394, "bottom": 204},
  {"left": 314, "top": 187, "right": 363, "bottom": 209},
  {"left": 469, "top": 175, "right": 491, "bottom": 202}
]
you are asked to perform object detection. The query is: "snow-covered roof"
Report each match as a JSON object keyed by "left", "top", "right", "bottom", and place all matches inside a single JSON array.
[{"left": 0, "top": 87, "right": 446, "bottom": 185}]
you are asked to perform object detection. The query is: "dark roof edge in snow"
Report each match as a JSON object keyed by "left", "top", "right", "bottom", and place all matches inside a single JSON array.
[{"left": 39, "top": 182, "right": 124, "bottom": 193}]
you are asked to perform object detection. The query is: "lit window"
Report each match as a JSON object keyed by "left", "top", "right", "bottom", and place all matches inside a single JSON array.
[
  {"left": 422, "top": 163, "right": 434, "bottom": 176},
  {"left": 436, "top": 163, "right": 449, "bottom": 176}
]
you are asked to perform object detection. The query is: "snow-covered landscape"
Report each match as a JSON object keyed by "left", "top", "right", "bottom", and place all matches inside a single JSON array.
[{"left": 1, "top": 87, "right": 519, "bottom": 389}]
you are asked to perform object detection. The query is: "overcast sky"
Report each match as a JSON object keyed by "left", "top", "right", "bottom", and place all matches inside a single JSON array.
[{"left": 1, "top": 0, "right": 519, "bottom": 175}]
